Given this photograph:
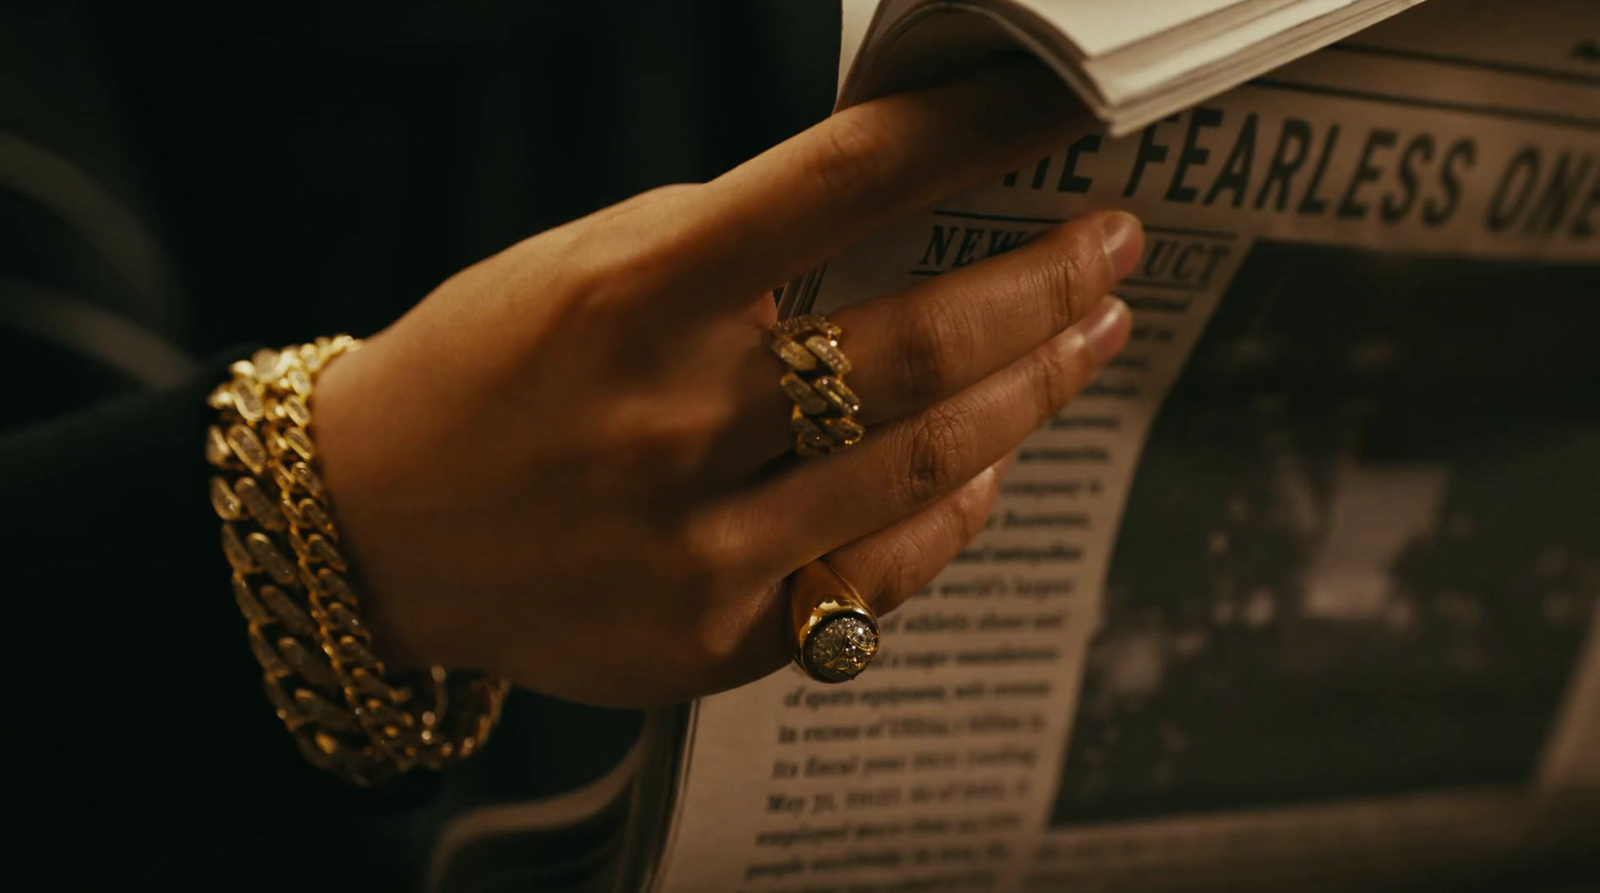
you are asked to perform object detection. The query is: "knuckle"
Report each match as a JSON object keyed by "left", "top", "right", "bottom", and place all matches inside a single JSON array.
[
  {"left": 555, "top": 237, "right": 650, "bottom": 311},
  {"left": 674, "top": 516, "right": 742, "bottom": 602},
  {"left": 872, "top": 545, "right": 926, "bottom": 610},
  {"left": 1032, "top": 333, "right": 1095, "bottom": 415},
  {"left": 1068, "top": 326, "right": 1104, "bottom": 384},
  {"left": 1039, "top": 241, "right": 1097, "bottom": 327},
  {"left": 605, "top": 398, "right": 727, "bottom": 479},
  {"left": 896, "top": 406, "right": 970, "bottom": 510},
  {"left": 948, "top": 479, "right": 997, "bottom": 545},
  {"left": 866, "top": 482, "right": 991, "bottom": 612},
  {"left": 566, "top": 184, "right": 710, "bottom": 305},
  {"left": 803, "top": 112, "right": 896, "bottom": 204},
  {"left": 895, "top": 299, "right": 971, "bottom": 399},
  {"left": 633, "top": 423, "right": 703, "bottom": 474},
  {"left": 487, "top": 181, "right": 714, "bottom": 317}
]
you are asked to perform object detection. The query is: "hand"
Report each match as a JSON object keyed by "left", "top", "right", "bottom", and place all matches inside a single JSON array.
[{"left": 311, "top": 64, "right": 1142, "bottom": 708}]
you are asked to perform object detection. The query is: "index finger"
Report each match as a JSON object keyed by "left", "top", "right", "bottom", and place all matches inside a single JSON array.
[{"left": 687, "top": 63, "right": 1086, "bottom": 302}]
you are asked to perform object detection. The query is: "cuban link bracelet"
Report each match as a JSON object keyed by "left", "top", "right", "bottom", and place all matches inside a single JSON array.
[{"left": 207, "top": 336, "right": 508, "bottom": 786}]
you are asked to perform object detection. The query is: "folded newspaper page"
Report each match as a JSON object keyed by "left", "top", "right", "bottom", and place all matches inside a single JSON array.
[
  {"left": 850, "top": 0, "right": 1429, "bottom": 134},
  {"left": 647, "top": 2, "right": 1600, "bottom": 890}
]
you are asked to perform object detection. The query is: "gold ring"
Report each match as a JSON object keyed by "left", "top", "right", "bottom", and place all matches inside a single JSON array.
[
  {"left": 789, "top": 559, "right": 879, "bottom": 683},
  {"left": 771, "top": 313, "right": 864, "bottom": 457}
]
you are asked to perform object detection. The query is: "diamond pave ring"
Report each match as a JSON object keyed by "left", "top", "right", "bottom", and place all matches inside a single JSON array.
[
  {"left": 789, "top": 559, "right": 880, "bottom": 683},
  {"left": 770, "top": 313, "right": 864, "bottom": 458}
]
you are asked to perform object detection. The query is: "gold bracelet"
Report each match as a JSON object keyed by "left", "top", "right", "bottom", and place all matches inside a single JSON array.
[{"left": 206, "top": 336, "right": 508, "bottom": 786}]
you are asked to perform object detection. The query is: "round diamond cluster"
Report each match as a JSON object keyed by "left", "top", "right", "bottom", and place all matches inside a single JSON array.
[{"left": 803, "top": 614, "right": 879, "bottom": 683}]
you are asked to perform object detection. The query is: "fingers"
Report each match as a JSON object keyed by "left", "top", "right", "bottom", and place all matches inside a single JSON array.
[
  {"left": 827, "top": 454, "right": 1012, "bottom": 618},
  {"left": 729, "top": 210, "right": 1141, "bottom": 460},
  {"left": 744, "top": 296, "right": 1130, "bottom": 566},
  {"left": 844, "top": 212, "right": 1140, "bottom": 422},
  {"left": 674, "top": 63, "right": 1087, "bottom": 304},
  {"left": 704, "top": 455, "right": 1009, "bottom": 698}
]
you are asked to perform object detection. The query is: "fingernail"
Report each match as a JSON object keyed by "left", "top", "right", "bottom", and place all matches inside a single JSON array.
[
  {"left": 1099, "top": 212, "right": 1144, "bottom": 280},
  {"left": 1078, "top": 296, "right": 1130, "bottom": 364}
]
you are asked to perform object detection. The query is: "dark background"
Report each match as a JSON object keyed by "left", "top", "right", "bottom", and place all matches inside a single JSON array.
[
  {"left": 0, "top": 0, "right": 839, "bottom": 427},
  {"left": 1, "top": 1, "right": 838, "bottom": 889}
]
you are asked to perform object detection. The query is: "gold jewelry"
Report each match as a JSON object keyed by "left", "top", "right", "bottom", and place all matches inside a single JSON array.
[
  {"left": 207, "top": 336, "right": 509, "bottom": 787},
  {"left": 789, "top": 560, "right": 879, "bottom": 683},
  {"left": 771, "top": 313, "right": 864, "bottom": 457}
]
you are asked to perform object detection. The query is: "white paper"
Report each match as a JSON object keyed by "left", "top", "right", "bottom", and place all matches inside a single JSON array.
[
  {"left": 849, "top": 0, "right": 1429, "bottom": 134},
  {"left": 649, "top": 2, "right": 1600, "bottom": 890}
]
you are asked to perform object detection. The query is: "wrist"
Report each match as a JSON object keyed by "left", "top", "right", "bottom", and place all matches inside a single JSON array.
[
  {"left": 207, "top": 335, "right": 506, "bottom": 786},
  {"left": 305, "top": 335, "right": 437, "bottom": 669}
]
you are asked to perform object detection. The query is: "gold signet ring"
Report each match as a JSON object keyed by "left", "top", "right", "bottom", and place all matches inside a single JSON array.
[{"left": 789, "top": 560, "right": 879, "bottom": 683}]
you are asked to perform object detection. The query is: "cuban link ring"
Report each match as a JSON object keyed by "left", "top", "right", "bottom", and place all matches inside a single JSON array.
[
  {"left": 789, "top": 559, "right": 880, "bottom": 683},
  {"left": 770, "top": 313, "right": 864, "bottom": 457}
]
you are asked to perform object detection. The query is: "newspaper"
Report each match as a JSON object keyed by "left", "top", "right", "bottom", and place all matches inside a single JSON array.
[
  {"left": 850, "top": 0, "right": 1429, "bottom": 134},
  {"left": 646, "top": 2, "right": 1600, "bottom": 891}
]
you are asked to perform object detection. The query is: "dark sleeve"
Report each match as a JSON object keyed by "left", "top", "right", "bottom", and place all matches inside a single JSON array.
[
  {"left": 0, "top": 363, "right": 449, "bottom": 891},
  {"left": 0, "top": 4, "right": 461, "bottom": 885}
]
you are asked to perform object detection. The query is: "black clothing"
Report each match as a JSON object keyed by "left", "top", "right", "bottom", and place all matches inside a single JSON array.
[{"left": 0, "top": 2, "right": 838, "bottom": 889}]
